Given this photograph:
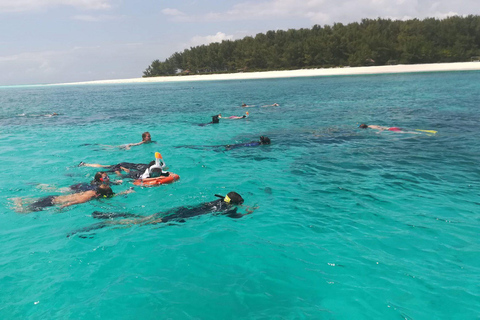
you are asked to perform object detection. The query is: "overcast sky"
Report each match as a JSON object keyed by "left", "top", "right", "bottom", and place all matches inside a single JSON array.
[{"left": 0, "top": 0, "right": 478, "bottom": 85}]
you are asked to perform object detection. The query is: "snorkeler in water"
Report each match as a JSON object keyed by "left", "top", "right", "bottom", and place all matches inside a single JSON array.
[
  {"left": 358, "top": 124, "right": 420, "bottom": 134},
  {"left": 221, "top": 112, "right": 249, "bottom": 119},
  {"left": 13, "top": 185, "right": 134, "bottom": 213},
  {"left": 224, "top": 136, "right": 271, "bottom": 150},
  {"left": 36, "top": 171, "right": 122, "bottom": 194},
  {"left": 261, "top": 103, "right": 279, "bottom": 107},
  {"left": 198, "top": 114, "right": 221, "bottom": 126},
  {"left": 79, "top": 161, "right": 156, "bottom": 178},
  {"left": 68, "top": 192, "right": 255, "bottom": 237},
  {"left": 175, "top": 136, "right": 271, "bottom": 151},
  {"left": 69, "top": 171, "right": 122, "bottom": 193},
  {"left": 17, "top": 112, "right": 59, "bottom": 117}
]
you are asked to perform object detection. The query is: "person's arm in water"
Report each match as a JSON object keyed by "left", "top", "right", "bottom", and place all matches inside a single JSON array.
[
  {"left": 224, "top": 205, "right": 258, "bottom": 218},
  {"left": 79, "top": 163, "right": 112, "bottom": 168},
  {"left": 122, "top": 141, "right": 145, "bottom": 150},
  {"left": 115, "top": 188, "right": 135, "bottom": 196}
]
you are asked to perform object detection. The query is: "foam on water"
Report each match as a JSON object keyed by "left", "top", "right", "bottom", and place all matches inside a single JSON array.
[{"left": 1, "top": 72, "right": 479, "bottom": 319}]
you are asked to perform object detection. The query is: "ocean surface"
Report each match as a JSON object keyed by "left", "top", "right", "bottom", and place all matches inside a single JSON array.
[{"left": 0, "top": 72, "right": 479, "bottom": 319}]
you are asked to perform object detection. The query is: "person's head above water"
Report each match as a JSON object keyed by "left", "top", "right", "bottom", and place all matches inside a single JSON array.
[
  {"left": 215, "top": 192, "right": 244, "bottom": 204},
  {"left": 260, "top": 136, "right": 271, "bottom": 144},
  {"left": 142, "top": 132, "right": 152, "bottom": 142},
  {"left": 221, "top": 192, "right": 244, "bottom": 205},
  {"left": 97, "top": 184, "right": 114, "bottom": 198},
  {"left": 212, "top": 115, "right": 220, "bottom": 123},
  {"left": 359, "top": 124, "right": 369, "bottom": 129},
  {"left": 93, "top": 171, "right": 109, "bottom": 184}
]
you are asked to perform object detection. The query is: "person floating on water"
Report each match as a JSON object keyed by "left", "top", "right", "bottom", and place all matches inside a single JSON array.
[
  {"left": 122, "top": 132, "right": 154, "bottom": 150},
  {"left": 69, "top": 171, "right": 123, "bottom": 192},
  {"left": 13, "top": 185, "right": 134, "bottom": 213},
  {"left": 261, "top": 103, "right": 279, "bottom": 107},
  {"left": 81, "top": 132, "right": 156, "bottom": 150},
  {"left": 68, "top": 192, "right": 256, "bottom": 237},
  {"left": 198, "top": 114, "right": 221, "bottom": 126},
  {"left": 36, "top": 171, "right": 122, "bottom": 193},
  {"left": 79, "top": 161, "right": 156, "bottom": 178},
  {"left": 225, "top": 136, "right": 271, "bottom": 150},
  {"left": 358, "top": 124, "right": 421, "bottom": 134},
  {"left": 221, "top": 112, "right": 249, "bottom": 120},
  {"left": 176, "top": 136, "right": 271, "bottom": 151},
  {"left": 241, "top": 103, "right": 253, "bottom": 108},
  {"left": 18, "top": 112, "right": 59, "bottom": 117}
]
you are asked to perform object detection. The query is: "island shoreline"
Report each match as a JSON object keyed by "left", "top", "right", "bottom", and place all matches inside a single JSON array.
[{"left": 52, "top": 62, "right": 480, "bottom": 86}]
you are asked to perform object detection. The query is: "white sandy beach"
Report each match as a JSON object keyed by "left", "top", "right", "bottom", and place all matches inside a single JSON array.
[{"left": 55, "top": 62, "right": 480, "bottom": 86}]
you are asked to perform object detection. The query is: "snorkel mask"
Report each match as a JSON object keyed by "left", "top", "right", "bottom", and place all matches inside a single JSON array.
[{"left": 141, "top": 152, "right": 167, "bottom": 179}]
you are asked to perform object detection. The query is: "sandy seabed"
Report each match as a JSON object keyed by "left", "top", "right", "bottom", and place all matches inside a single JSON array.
[{"left": 54, "top": 62, "right": 480, "bottom": 86}]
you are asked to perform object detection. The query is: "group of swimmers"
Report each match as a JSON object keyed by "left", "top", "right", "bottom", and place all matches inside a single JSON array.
[
  {"left": 14, "top": 101, "right": 429, "bottom": 235},
  {"left": 14, "top": 108, "right": 268, "bottom": 235}
]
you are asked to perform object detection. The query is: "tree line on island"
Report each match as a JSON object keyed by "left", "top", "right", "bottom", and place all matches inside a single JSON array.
[{"left": 143, "top": 15, "right": 480, "bottom": 77}]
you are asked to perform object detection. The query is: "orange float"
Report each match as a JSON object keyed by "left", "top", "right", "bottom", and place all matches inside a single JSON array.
[{"left": 133, "top": 173, "right": 180, "bottom": 186}]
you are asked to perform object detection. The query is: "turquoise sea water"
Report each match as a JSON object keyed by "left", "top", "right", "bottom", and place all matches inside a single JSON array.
[{"left": 1, "top": 72, "right": 479, "bottom": 319}]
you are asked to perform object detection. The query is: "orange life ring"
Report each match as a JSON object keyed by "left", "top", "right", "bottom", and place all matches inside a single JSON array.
[{"left": 133, "top": 173, "right": 180, "bottom": 186}]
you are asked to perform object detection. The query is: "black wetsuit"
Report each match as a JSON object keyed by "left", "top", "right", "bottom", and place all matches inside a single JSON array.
[
  {"left": 68, "top": 199, "right": 242, "bottom": 237},
  {"left": 29, "top": 196, "right": 56, "bottom": 211},
  {"left": 107, "top": 162, "right": 149, "bottom": 173},
  {"left": 160, "top": 199, "right": 242, "bottom": 223},
  {"left": 104, "top": 162, "right": 150, "bottom": 179},
  {"left": 176, "top": 141, "right": 262, "bottom": 151}
]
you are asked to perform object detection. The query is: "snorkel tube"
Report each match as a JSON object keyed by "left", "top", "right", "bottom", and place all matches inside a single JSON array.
[
  {"left": 154, "top": 152, "right": 166, "bottom": 169},
  {"left": 214, "top": 194, "right": 231, "bottom": 203}
]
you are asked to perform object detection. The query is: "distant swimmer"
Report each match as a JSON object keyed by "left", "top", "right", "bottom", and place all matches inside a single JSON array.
[
  {"left": 225, "top": 136, "right": 271, "bottom": 150},
  {"left": 222, "top": 112, "right": 249, "bottom": 119},
  {"left": 241, "top": 103, "right": 253, "bottom": 108},
  {"left": 261, "top": 103, "right": 279, "bottom": 107},
  {"left": 176, "top": 136, "right": 271, "bottom": 151},
  {"left": 122, "top": 132, "right": 154, "bottom": 150},
  {"left": 358, "top": 124, "right": 420, "bottom": 134},
  {"left": 68, "top": 192, "right": 256, "bottom": 237},
  {"left": 198, "top": 114, "right": 221, "bottom": 126},
  {"left": 13, "top": 185, "right": 133, "bottom": 213},
  {"left": 82, "top": 132, "right": 156, "bottom": 150},
  {"left": 17, "top": 112, "right": 59, "bottom": 117}
]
